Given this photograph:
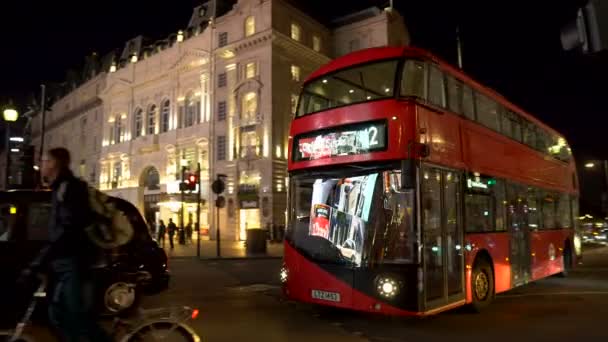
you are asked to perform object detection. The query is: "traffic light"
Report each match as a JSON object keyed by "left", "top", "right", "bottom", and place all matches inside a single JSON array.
[
  {"left": 186, "top": 172, "right": 198, "bottom": 191},
  {"left": 561, "top": 0, "right": 608, "bottom": 54}
]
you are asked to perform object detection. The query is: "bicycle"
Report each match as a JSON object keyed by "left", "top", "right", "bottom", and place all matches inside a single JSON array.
[{"left": 0, "top": 272, "right": 201, "bottom": 342}]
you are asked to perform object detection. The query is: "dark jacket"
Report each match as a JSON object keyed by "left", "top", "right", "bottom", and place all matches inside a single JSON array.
[{"left": 31, "top": 170, "right": 95, "bottom": 274}]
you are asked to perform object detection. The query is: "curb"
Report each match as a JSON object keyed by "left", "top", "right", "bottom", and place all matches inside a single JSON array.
[{"left": 166, "top": 255, "right": 283, "bottom": 261}]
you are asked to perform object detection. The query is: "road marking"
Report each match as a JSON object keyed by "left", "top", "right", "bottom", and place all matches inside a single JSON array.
[
  {"left": 500, "top": 291, "right": 608, "bottom": 298},
  {"left": 229, "top": 284, "right": 280, "bottom": 293}
]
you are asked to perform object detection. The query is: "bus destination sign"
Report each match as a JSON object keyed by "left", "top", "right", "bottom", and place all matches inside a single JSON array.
[{"left": 294, "top": 120, "right": 387, "bottom": 161}]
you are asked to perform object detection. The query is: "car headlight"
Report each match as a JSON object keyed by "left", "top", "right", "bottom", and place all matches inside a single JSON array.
[
  {"left": 280, "top": 265, "right": 288, "bottom": 283},
  {"left": 375, "top": 276, "right": 400, "bottom": 298}
]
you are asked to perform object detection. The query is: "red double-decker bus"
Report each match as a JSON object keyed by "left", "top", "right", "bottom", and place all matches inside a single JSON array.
[{"left": 282, "top": 46, "right": 582, "bottom": 316}]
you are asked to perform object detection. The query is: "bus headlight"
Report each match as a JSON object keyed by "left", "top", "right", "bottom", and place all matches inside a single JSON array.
[
  {"left": 376, "top": 277, "right": 400, "bottom": 298},
  {"left": 280, "top": 266, "right": 289, "bottom": 283}
]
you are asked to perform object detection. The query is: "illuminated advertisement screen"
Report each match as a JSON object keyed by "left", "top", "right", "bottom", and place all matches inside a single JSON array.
[{"left": 293, "top": 120, "right": 387, "bottom": 161}]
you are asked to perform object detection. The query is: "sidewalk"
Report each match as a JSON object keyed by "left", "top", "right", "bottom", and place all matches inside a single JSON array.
[{"left": 158, "top": 238, "right": 284, "bottom": 259}]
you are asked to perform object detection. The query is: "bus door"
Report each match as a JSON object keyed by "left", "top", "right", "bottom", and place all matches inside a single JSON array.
[
  {"left": 420, "top": 166, "right": 465, "bottom": 311},
  {"left": 508, "top": 184, "right": 531, "bottom": 286}
]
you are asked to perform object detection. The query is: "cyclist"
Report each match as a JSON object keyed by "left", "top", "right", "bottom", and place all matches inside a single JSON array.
[{"left": 21, "top": 147, "right": 111, "bottom": 342}]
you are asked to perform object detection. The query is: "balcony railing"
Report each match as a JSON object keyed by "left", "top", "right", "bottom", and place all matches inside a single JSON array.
[{"left": 239, "top": 113, "right": 262, "bottom": 127}]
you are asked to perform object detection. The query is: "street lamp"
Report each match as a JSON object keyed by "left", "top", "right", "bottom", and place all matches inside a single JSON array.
[
  {"left": 585, "top": 162, "right": 595, "bottom": 169},
  {"left": 3, "top": 105, "right": 19, "bottom": 189},
  {"left": 3, "top": 108, "right": 18, "bottom": 122}
]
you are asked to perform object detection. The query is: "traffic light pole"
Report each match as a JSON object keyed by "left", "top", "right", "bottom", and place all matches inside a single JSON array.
[
  {"left": 180, "top": 166, "right": 185, "bottom": 245},
  {"left": 216, "top": 198, "right": 221, "bottom": 258},
  {"left": 196, "top": 162, "right": 201, "bottom": 258}
]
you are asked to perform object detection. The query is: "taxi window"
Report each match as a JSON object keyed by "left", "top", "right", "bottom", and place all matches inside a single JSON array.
[
  {"left": 27, "top": 203, "right": 51, "bottom": 241},
  {"left": 0, "top": 203, "right": 18, "bottom": 241}
]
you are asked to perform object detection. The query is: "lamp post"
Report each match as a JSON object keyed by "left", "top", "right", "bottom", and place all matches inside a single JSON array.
[{"left": 3, "top": 106, "right": 19, "bottom": 189}]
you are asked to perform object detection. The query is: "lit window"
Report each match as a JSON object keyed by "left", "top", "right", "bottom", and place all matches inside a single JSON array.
[
  {"left": 161, "top": 100, "right": 170, "bottom": 133},
  {"left": 246, "top": 62, "right": 256, "bottom": 79},
  {"left": 133, "top": 108, "right": 143, "bottom": 138},
  {"left": 245, "top": 16, "right": 255, "bottom": 37},
  {"left": 147, "top": 105, "right": 157, "bottom": 135},
  {"left": 240, "top": 130, "right": 260, "bottom": 158},
  {"left": 291, "top": 65, "right": 300, "bottom": 81},
  {"left": 241, "top": 92, "right": 257, "bottom": 122},
  {"left": 291, "top": 23, "right": 301, "bottom": 41},
  {"left": 313, "top": 35, "right": 321, "bottom": 52},
  {"left": 290, "top": 94, "right": 298, "bottom": 115},
  {"left": 218, "top": 32, "right": 228, "bottom": 47}
]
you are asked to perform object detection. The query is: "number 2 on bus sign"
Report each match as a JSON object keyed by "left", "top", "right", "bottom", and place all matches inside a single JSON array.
[{"left": 367, "top": 126, "right": 379, "bottom": 146}]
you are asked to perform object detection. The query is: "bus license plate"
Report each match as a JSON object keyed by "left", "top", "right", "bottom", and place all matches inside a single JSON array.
[{"left": 311, "top": 289, "right": 341, "bottom": 302}]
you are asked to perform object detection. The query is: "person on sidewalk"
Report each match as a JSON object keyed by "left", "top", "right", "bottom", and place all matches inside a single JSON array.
[
  {"left": 167, "top": 218, "right": 177, "bottom": 249},
  {"left": 185, "top": 222, "right": 193, "bottom": 244},
  {"left": 157, "top": 220, "right": 166, "bottom": 247}
]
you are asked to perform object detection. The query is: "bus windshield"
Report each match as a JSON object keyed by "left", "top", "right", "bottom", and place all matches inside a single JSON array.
[
  {"left": 297, "top": 59, "right": 399, "bottom": 117},
  {"left": 287, "top": 169, "right": 415, "bottom": 267}
]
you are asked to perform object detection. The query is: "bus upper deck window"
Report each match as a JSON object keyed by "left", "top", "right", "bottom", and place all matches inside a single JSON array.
[{"left": 400, "top": 60, "right": 426, "bottom": 99}]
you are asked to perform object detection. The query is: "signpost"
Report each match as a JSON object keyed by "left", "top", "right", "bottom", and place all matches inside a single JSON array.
[{"left": 196, "top": 162, "right": 201, "bottom": 258}]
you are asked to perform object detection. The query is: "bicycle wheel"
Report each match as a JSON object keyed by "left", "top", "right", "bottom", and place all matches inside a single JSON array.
[{"left": 126, "top": 322, "right": 198, "bottom": 342}]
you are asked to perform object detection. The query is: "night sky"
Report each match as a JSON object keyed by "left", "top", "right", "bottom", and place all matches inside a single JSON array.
[{"left": 0, "top": 0, "right": 603, "bottom": 159}]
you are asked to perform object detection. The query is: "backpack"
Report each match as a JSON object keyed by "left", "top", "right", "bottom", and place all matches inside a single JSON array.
[{"left": 84, "top": 186, "right": 134, "bottom": 249}]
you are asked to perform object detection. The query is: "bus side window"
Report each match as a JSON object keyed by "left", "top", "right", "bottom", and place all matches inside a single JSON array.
[
  {"left": 464, "top": 193, "right": 494, "bottom": 233},
  {"left": 527, "top": 187, "right": 540, "bottom": 231},
  {"left": 541, "top": 192, "right": 556, "bottom": 230},
  {"left": 522, "top": 120, "right": 537, "bottom": 148},
  {"left": 475, "top": 92, "right": 500, "bottom": 132},
  {"left": 400, "top": 60, "right": 426, "bottom": 99},
  {"left": 446, "top": 76, "right": 463, "bottom": 115},
  {"left": 556, "top": 193, "right": 572, "bottom": 228},
  {"left": 428, "top": 65, "right": 446, "bottom": 108},
  {"left": 493, "top": 179, "right": 507, "bottom": 231},
  {"left": 462, "top": 85, "right": 476, "bottom": 120}
]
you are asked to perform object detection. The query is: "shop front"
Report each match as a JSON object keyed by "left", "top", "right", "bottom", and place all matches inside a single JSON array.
[
  {"left": 157, "top": 181, "right": 209, "bottom": 241},
  {"left": 237, "top": 183, "right": 261, "bottom": 241}
]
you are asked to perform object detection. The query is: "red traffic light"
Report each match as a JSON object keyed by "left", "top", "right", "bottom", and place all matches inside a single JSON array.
[{"left": 189, "top": 174, "right": 196, "bottom": 183}]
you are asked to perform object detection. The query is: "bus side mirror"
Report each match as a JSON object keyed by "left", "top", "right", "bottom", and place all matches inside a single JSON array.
[{"left": 401, "top": 160, "right": 415, "bottom": 189}]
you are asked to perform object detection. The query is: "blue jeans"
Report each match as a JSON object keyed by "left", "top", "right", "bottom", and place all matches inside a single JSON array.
[{"left": 48, "top": 271, "right": 111, "bottom": 342}]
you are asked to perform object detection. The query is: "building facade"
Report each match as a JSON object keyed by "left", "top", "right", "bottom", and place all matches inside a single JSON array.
[
  {"left": 32, "top": 0, "right": 408, "bottom": 242},
  {"left": 31, "top": 72, "right": 106, "bottom": 185}
]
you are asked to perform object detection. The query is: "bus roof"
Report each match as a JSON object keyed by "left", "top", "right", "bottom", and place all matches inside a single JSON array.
[{"left": 304, "top": 46, "right": 566, "bottom": 141}]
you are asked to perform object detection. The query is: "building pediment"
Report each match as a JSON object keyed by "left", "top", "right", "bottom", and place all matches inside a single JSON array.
[
  {"left": 169, "top": 49, "right": 210, "bottom": 72},
  {"left": 101, "top": 78, "right": 133, "bottom": 96}
]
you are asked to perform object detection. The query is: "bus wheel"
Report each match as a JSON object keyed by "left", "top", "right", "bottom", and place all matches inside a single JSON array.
[
  {"left": 559, "top": 243, "right": 573, "bottom": 278},
  {"left": 470, "top": 258, "right": 494, "bottom": 312}
]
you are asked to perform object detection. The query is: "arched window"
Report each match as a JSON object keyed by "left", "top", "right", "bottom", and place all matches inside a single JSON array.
[
  {"left": 144, "top": 167, "right": 160, "bottom": 190},
  {"left": 185, "top": 93, "right": 195, "bottom": 127},
  {"left": 133, "top": 108, "right": 143, "bottom": 138},
  {"left": 147, "top": 105, "right": 157, "bottom": 135},
  {"left": 241, "top": 92, "right": 257, "bottom": 122},
  {"left": 245, "top": 16, "right": 255, "bottom": 37},
  {"left": 161, "top": 100, "right": 170, "bottom": 133}
]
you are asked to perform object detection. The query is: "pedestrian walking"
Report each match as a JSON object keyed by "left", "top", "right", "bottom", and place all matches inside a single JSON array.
[
  {"left": 157, "top": 220, "right": 166, "bottom": 247},
  {"left": 167, "top": 218, "right": 177, "bottom": 249}
]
